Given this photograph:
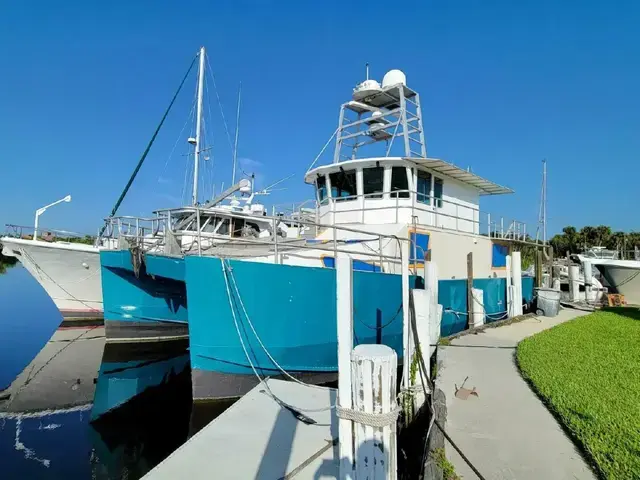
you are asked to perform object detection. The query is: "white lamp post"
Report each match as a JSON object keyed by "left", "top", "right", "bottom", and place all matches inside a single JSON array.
[{"left": 34, "top": 195, "right": 72, "bottom": 241}]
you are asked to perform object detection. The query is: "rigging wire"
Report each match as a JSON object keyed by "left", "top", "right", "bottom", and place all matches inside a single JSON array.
[{"left": 204, "top": 54, "right": 234, "bottom": 153}]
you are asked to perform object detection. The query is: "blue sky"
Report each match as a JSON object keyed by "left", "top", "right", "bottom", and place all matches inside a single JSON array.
[{"left": 1, "top": 1, "right": 638, "bottom": 236}]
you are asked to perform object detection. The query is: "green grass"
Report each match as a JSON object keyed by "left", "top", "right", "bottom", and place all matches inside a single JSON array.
[{"left": 517, "top": 308, "right": 640, "bottom": 479}]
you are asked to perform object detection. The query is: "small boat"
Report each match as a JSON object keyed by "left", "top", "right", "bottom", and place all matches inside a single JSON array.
[{"left": 576, "top": 255, "right": 640, "bottom": 304}]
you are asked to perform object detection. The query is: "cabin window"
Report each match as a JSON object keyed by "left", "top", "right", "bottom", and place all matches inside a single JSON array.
[
  {"left": 316, "top": 176, "right": 327, "bottom": 203},
  {"left": 434, "top": 177, "right": 443, "bottom": 208},
  {"left": 390, "top": 167, "right": 409, "bottom": 198},
  {"left": 329, "top": 170, "right": 357, "bottom": 201},
  {"left": 362, "top": 166, "right": 384, "bottom": 198},
  {"left": 417, "top": 170, "right": 431, "bottom": 204},
  {"left": 231, "top": 218, "right": 245, "bottom": 237},
  {"left": 215, "top": 218, "right": 230, "bottom": 236}
]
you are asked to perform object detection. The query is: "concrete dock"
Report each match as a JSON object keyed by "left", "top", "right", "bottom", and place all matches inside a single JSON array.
[
  {"left": 144, "top": 379, "right": 339, "bottom": 479},
  {"left": 0, "top": 325, "right": 105, "bottom": 413},
  {"left": 437, "top": 309, "right": 597, "bottom": 479}
]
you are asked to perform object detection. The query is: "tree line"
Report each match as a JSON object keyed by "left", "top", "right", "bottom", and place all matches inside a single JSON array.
[{"left": 549, "top": 225, "right": 640, "bottom": 256}]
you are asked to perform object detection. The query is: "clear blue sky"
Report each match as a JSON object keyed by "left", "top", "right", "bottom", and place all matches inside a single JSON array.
[{"left": 1, "top": 1, "right": 638, "bottom": 237}]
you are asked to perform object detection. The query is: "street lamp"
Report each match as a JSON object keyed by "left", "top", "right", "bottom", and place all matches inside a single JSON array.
[{"left": 34, "top": 195, "right": 72, "bottom": 241}]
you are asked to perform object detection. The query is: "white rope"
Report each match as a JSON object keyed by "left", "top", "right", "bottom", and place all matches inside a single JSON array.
[
  {"left": 220, "top": 259, "right": 334, "bottom": 413},
  {"left": 336, "top": 405, "right": 401, "bottom": 429},
  {"left": 225, "top": 259, "right": 334, "bottom": 393}
]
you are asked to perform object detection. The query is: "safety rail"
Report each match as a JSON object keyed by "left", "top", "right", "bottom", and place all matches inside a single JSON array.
[
  {"left": 301, "top": 189, "right": 530, "bottom": 243},
  {"left": 101, "top": 207, "right": 424, "bottom": 271},
  {"left": 3, "top": 224, "right": 96, "bottom": 243}
]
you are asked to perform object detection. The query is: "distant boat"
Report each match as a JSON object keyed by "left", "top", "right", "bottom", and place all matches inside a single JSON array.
[{"left": 577, "top": 255, "right": 640, "bottom": 305}]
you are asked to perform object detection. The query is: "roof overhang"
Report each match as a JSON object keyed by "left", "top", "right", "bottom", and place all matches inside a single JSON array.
[{"left": 305, "top": 157, "right": 514, "bottom": 196}]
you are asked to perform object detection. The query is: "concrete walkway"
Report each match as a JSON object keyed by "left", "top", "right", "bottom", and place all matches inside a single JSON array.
[{"left": 437, "top": 309, "right": 597, "bottom": 480}]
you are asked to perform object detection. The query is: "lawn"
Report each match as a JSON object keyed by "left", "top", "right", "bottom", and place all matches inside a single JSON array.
[{"left": 517, "top": 308, "right": 640, "bottom": 479}]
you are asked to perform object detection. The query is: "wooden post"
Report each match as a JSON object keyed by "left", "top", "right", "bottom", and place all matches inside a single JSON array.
[
  {"left": 535, "top": 249, "right": 543, "bottom": 288},
  {"left": 351, "top": 344, "right": 398, "bottom": 480},
  {"left": 547, "top": 245, "right": 554, "bottom": 284},
  {"left": 466, "top": 252, "right": 473, "bottom": 328},
  {"left": 336, "top": 254, "right": 355, "bottom": 480}
]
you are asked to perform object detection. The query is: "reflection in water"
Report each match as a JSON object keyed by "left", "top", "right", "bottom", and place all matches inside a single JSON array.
[
  {"left": 1, "top": 330, "right": 192, "bottom": 480},
  {"left": 89, "top": 342, "right": 192, "bottom": 479}
]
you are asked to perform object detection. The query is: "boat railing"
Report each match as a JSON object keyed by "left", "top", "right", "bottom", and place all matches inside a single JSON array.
[
  {"left": 291, "top": 189, "right": 530, "bottom": 243},
  {"left": 3, "top": 224, "right": 96, "bottom": 244}
]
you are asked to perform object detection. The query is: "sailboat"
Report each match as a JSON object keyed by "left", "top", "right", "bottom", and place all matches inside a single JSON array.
[{"left": 0, "top": 46, "right": 295, "bottom": 329}]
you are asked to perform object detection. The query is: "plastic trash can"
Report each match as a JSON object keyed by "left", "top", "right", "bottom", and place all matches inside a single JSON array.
[{"left": 535, "top": 287, "right": 561, "bottom": 317}]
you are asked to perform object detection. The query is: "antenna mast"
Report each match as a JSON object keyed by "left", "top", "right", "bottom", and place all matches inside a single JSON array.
[
  {"left": 232, "top": 82, "right": 242, "bottom": 186},
  {"left": 192, "top": 46, "right": 206, "bottom": 205}
]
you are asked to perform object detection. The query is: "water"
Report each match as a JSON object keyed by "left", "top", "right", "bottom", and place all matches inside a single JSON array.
[{"left": 0, "top": 266, "right": 197, "bottom": 479}]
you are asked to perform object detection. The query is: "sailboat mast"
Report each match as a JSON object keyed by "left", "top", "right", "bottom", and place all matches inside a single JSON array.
[
  {"left": 231, "top": 82, "right": 242, "bottom": 186},
  {"left": 542, "top": 159, "right": 547, "bottom": 245},
  {"left": 192, "top": 46, "right": 206, "bottom": 205}
]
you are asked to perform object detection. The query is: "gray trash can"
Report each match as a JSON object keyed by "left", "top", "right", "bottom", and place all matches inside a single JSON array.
[{"left": 535, "top": 287, "right": 561, "bottom": 317}]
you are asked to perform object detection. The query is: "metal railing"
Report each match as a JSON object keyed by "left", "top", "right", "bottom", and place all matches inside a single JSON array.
[
  {"left": 290, "top": 189, "right": 530, "bottom": 242},
  {"left": 3, "top": 224, "right": 95, "bottom": 243},
  {"left": 102, "top": 207, "right": 423, "bottom": 272}
]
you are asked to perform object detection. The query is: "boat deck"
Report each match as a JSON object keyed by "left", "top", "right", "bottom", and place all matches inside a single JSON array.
[{"left": 143, "top": 379, "right": 339, "bottom": 479}]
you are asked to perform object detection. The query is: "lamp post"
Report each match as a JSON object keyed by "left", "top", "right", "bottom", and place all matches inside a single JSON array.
[{"left": 34, "top": 195, "right": 72, "bottom": 241}]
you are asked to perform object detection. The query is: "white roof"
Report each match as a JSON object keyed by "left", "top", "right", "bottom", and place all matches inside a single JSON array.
[{"left": 305, "top": 157, "right": 513, "bottom": 196}]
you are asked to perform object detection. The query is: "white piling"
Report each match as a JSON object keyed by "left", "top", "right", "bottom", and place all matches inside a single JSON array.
[
  {"left": 410, "top": 289, "right": 431, "bottom": 409},
  {"left": 511, "top": 252, "right": 523, "bottom": 316},
  {"left": 401, "top": 240, "right": 411, "bottom": 392},
  {"left": 583, "top": 261, "right": 593, "bottom": 302},
  {"left": 471, "top": 288, "right": 484, "bottom": 328},
  {"left": 568, "top": 264, "right": 580, "bottom": 302},
  {"left": 552, "top": 278, "right": 561, "bottom": 290},
  {"left": 351, "top": 344, "right": 398, "bottom": 480},
  {"left": 505, "top": 255, "right": 513, "bottom": 317},
  {"left": 425, "top": 261, "right": 440, "bottom": 354},
  {"left": 336, "top": 254, "right": 355, "bottom": 480}
]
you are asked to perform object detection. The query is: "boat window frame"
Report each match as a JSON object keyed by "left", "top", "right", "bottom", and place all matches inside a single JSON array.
[
  {"left": 390, "top": 166, "right": 410, "bottom": 199},
  {"left": 362, "top": 166, "right": 385, "bottom": 199},
  {"left": 329, "top": 169, "right": 357, "bottom": 202}
]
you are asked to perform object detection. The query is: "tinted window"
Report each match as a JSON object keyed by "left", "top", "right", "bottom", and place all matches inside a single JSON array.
[
  {"left": 434, "top": 177, "right": 443, "bottom": 207},
  {"left": 390, "top": 167, "right": 409, "bottom": 198},
  {"left": 417, "top": 170, "right": 431, "bottom": 204},
  {"left": 316, "top": 176, "right": 327, "bottom": 203},
  {"left": 362, "top": 167, "right": 384, "bottom": 198},
  {"left": 329, "top": 170, "right": 357, "bottom": 201}
]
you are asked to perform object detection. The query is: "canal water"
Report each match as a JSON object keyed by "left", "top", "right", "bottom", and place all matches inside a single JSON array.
[{"left": 0, "top": 266, "right": 212, "bottom": 479}]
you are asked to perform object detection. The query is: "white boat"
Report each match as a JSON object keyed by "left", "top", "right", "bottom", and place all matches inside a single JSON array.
[
  {"left": 577, "top": 255, "right": 640, "bottom": 304},
  {"left": 0, "top": 235, "right": 104, "bottom": 320}
]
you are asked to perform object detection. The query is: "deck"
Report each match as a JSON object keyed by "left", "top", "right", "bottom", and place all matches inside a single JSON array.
[{"left": 144, "top": 379, "right": 339, "bottom": 479}]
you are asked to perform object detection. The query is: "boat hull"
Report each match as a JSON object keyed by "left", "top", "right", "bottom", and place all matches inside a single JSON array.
[
  {"left": 185, "top": 256, "right": 417, "bottom": 401},
  {"left": 100, "top": 250, "right": 189, "bottom": 343},
  {"left": 594, "top": 262, "right": 640, "bottom": 305},
  {"left": 0, "top": 237, "right": 103, "bottom": 320}
]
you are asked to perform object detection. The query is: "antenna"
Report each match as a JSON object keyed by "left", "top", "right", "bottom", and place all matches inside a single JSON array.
[
  {"left": 535, "top": 159, "right": 547, "bottom": 244},
  {"left": 231, "top": 82, "right": 242, "bottom": 186},
  {"left": 365, "top": 63, "right": 369, "bottom": 80}
]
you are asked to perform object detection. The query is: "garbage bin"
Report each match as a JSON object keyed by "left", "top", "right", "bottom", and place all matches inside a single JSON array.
[{"left": 534, "top": 287, "right": 561, "bottom": 317}]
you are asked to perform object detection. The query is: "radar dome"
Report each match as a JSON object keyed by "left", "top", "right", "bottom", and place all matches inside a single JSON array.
[
  {"left": 353, "top": 79, "right": 382, "bottom": 101},
  {"left": 382, "top": 70, "right": 406, "bottom": 88}
]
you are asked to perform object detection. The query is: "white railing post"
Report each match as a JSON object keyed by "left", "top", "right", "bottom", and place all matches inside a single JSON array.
[
  {"left": 487, "top": 213, "right": 491, "bottom": 237},
  {"left": 272, "top": 217, "right": 279, "bottom": 264},
  {"left": 506, "top": 255, "right": 513, "bottom": 317},
  {"left": 351, "top": 344, "right": 398, "bottom": 480},
  {"left": 511, "top": 251, "right": 523, "bottom": 316},
  {"left": 401, "top": 239, "right": 411, "bottom": 392},
  {"left": 336, "top": 254, "right": 355, "bottom": 480}
]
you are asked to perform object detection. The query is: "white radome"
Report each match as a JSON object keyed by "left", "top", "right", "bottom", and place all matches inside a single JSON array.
[{"left": 382, "top": 69, "right": 406, "bottom": 88}]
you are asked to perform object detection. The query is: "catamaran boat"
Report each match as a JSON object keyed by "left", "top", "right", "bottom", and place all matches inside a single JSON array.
[{"left": 102, "top": 63, "right": 538, "bottom": 401}]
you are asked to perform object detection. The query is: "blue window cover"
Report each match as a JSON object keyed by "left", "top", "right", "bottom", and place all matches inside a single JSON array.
[
  {"left": 321, "top": 256, "right": 381, "bottom": 273},
  {"left": 492, "top": 243, "right": 508, "bottom": 268},
  {"left": 409, "top": 231, "right": 430, "bottom": 264}
]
